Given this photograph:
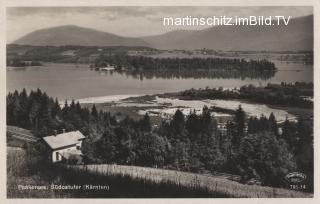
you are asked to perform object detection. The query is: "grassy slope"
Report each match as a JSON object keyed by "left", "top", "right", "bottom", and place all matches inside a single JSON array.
[
  {"left": 7, "top": 148, "right": 65, "bottom": 198},
  {"left": 65, "top": 164, "right": 312, "bottom": 198}
]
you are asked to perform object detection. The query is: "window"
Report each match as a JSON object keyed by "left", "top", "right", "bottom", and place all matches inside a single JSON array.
[
  {"left": 56, "top": 152, "right": 60, "bottom": 161},
  {"left": 76, "top": 145, "right": 80, "bottom": 150}
]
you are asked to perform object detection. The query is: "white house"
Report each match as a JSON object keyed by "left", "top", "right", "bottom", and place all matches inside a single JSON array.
[{"left": 43, "top": 130, "right": 86, "bottom": 163}]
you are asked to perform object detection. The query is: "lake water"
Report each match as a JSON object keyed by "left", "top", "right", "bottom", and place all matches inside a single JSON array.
[{"left": 7, "top": 61, "right": 313, "bottom": 101}]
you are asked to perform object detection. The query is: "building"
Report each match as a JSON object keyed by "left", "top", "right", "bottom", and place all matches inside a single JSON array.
[{"left": 43, "top": 130, "right": 86, "bottom": 163}]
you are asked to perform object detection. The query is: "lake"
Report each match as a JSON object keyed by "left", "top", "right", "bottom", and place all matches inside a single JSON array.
[{"left": 7, "top": 61, "right": 313, "bottom": 101}]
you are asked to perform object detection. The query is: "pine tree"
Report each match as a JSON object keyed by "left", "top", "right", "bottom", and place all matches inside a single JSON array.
[
  {"left": 295, "top": 117, "right": 313, "bottom": 192},
  {"left": 140, "top": 113, "right": 151, "bottom": 132},
  {"left": 268, "top": 112, "right": 278, "bottom": 135},
  {"left": 91, "top": 104, "right": 98, "bottom": 118},
  {"left": 38, "top": 97, "right": 51, "bottom": 134},
  {"left": 51, "top": 98, "right": 61, "bottom": 119},
  {"left": 29, "top": 102, "right": 40, "bottom": 130},
  {"left": 185, "top": 110, "right": 200, "bottom": 140},
  {"left": 282, "top": 117, "right": 296, "bottom": 148},
  {"left": 19, "top": 88, "right": 29, "bottom": 127},
  {"left": 62, "top": 100, "right": 69, "bottom": 119},
  {"left": 201, "top": 106, "right": 212, "bottom": 134},
  {"left": 232, "top": 105, "right": 246, "bottom": 150},
  {"left": 6, "top": 93, "right": 15, "bottom": 125},
  {"left": 171, "top": 109, "right": 185, "bottom": 137}
]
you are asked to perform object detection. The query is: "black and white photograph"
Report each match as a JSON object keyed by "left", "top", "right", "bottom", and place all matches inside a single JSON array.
[{"left": 3, "top": 2, "right": 317, "bottom": 199}]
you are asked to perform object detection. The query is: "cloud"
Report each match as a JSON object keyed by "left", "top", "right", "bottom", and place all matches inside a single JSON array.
[{"left": 7, "top": 7, "right": 160, "bottom": 21}]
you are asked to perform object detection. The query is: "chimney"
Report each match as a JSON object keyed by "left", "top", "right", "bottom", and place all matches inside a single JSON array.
[
  {"left": 62, "top": 129, "right": 66, "bottom": 133},
  {"left": 54, "top": 130, "right": 57, "bottom": 136}
]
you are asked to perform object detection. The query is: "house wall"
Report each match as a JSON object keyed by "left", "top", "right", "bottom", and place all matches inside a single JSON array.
[
  {"left": 52, "top": 145, "right": 77, "bottom": 163},
  {"left": 78, "top": 140, "right": 83, "bottom": 147}
]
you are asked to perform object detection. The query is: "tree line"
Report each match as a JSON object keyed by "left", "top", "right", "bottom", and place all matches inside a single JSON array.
[
  {"left": 6, "top": 89, "right": 313, "bottom": 191},
  {"left": 178, "top": 82, "right": 313, "bottom": 108},
  {"left": 116, "top": 68, "right": 276, "bottom": 80},
  {"left": 95, "top": 55, "right": 276, "bottom": 71},
  {"left": 7, "top": 57, "right": 42, "bottom": 67},
  {"left": 7, "top": 44, "right": 156, "bottom": 64}
]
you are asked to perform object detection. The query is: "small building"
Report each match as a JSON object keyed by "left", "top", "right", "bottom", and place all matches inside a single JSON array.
[
  {"left": 43, "top": 130, "right": 86, "bottom": 163},
  {"left": 99, "top": 65, "right": 115, "bottom": 71}
]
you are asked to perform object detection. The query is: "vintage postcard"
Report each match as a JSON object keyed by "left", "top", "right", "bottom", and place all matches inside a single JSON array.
[{"left": 1, "top": 0, "right": 319, "bottom": 202}]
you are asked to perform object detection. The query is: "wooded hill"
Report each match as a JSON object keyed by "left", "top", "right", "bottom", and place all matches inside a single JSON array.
[{"left": 7, "top": 89, "right": 313, "bottom": 191}]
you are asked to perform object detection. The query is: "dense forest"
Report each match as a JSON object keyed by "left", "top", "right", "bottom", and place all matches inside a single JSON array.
[
  {"left": 94, "top": 55, "right": 276, "bottom": 71},
  {"left": 116, "top": 68, "right": 276, "bottom": 80},
  {"left": 175, "top": 82, "right": 313, "bottom": 108},
  {"left": 6, "top": 89, "right": 313, "bottom": 191}
]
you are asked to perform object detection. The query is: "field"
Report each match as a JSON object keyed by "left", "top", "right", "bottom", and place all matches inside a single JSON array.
[
  {"left": 7, "top": 147, "right": 65, "bottom": 198},
  {"left": 65, "top": 164, "right": 312, "bottom": 198}
]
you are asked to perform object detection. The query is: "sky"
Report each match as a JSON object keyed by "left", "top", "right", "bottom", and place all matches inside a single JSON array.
[{"left": 6, "top": 6, "right": 313, "bottom": 43}]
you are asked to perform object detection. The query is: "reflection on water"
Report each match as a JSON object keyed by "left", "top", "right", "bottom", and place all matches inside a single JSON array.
[
  {"left": 116, "top": 69, "right": 276, "bottom": 80},
  {"left": 7, "top": 61, "right": 313, "bottom": 100}
]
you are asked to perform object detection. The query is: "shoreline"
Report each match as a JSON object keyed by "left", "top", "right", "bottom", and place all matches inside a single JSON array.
[
  {"left": 75, "top": 93, "right": 311, "bottom": 123},
  {"left": 59, "top": 94, "right": 144, "bottom": 106}
]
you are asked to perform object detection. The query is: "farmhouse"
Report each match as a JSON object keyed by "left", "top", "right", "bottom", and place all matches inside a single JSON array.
[{"left": 43, "top": 130, "right": 86, "bottom": 163}]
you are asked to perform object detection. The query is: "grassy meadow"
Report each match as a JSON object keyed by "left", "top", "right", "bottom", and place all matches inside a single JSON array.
[{"left": 65, "top": 164, "right": 312, "bottom": 198}]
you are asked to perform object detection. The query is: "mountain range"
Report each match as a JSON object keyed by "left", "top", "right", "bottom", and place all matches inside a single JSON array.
[{"left": 13, "top": 15, "right": 313, "bottom": 51}]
